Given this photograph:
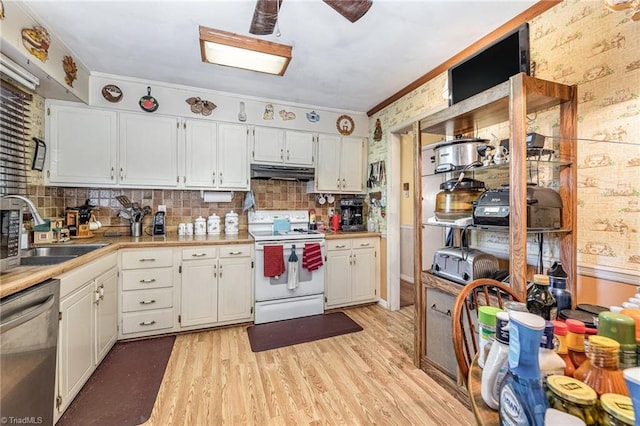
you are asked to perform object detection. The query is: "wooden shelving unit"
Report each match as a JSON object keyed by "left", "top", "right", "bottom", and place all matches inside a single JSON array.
[{"left": 413, "top": 73, "right": 577, "bottom": 390}]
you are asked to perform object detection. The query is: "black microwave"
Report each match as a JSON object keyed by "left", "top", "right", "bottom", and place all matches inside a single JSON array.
[{"left": 1, "top": 198, "right": 23, "bottom": 272}]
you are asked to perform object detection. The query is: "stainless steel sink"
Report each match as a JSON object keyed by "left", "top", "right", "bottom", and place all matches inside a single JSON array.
[{"left": 20, "top": 243, "right": 110, "bottom": 265}]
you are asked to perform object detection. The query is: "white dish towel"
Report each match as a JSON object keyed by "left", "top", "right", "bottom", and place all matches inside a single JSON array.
[{"left": 287, "top": 261, "right": 299, "bottom": 290}]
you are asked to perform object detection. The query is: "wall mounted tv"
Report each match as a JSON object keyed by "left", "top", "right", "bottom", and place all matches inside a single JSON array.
[{"left": 448, "top": 23, "right": 530, "bottom": 106}]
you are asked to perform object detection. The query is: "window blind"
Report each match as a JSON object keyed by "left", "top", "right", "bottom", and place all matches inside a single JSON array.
[{"left": 0, "top": 81, "right": 32, "bottom": 196}]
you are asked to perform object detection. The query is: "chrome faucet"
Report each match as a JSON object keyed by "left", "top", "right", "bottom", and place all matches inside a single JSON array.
[{"left": 2, "top": 194, "right": 46, "bottom": 226}]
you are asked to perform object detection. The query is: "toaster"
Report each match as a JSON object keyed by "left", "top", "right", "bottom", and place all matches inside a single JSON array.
[{"left": 431, "top": 247, "right": 500, "bottom": 285}]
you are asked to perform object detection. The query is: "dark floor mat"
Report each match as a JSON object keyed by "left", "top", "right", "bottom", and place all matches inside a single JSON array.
[
  {"left": 57, "top": 335, "right": 175, "bottom": 426},
  {"left": 247, "top": 312, "right": 363, "bottom": 352}
]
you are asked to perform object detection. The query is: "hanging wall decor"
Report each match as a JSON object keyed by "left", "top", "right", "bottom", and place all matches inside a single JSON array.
[
  {"left": 0, "top": 0, "right": 5, "bottom": 20},
  {"left": 62, "top": 56, "right": 77, "bottom": 87},
  {"left": 373, "top": 118, "right": 383, "bottom": 141},
  {"left": 279, "top": 109, "right": 296, "bottom": 120},
  {"left": 336, "top": 114, "right": 355, "bottom": 136},
  {"left": 21, "top": 25, "right": 50, "bottom": 62},
  {"left": 238, "top": 102, "right": 247, "bottom": 122},
  {"left": 186, "top": 97, "right": 216, "bottom": 116},
  {"left": 263, "top": 103, "right": 274, "bottom": 120},
  {"left": 101, "top": 84, "right": 123, "bottom": 103},
  {"left": 306, "top": 111, "right": 320, "bottom": 122},
  {"left": 139, "top": 86, "right": 159, "bottom": 112}
]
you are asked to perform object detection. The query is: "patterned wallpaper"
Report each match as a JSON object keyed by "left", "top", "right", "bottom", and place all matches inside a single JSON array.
[{"left": 368, "top": 0, "right": 640, "bottom": 278}]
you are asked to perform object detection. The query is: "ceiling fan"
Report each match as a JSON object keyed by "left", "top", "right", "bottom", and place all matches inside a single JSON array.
[{"left": 250, "top": 0, "right": 373, "bottom": 35}]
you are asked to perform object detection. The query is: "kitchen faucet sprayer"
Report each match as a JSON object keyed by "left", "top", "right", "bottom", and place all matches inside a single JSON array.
[{"left": 1, "top": 195, "right": 46, "bottom": 226}]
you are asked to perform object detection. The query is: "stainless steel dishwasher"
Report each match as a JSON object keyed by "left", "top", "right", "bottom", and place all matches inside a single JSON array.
[{"left": 1, "top": 279, "right": 60, "bottom": 426}]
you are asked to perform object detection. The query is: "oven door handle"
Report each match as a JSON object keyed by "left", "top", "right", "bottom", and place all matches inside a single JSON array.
[{"left": 0, "top": 295, "right": 55, "bottom": 333}]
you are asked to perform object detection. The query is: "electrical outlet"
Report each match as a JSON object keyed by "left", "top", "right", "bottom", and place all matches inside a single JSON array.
[{"left": 158, "top": 205, "right": 167, "bottom": 212}]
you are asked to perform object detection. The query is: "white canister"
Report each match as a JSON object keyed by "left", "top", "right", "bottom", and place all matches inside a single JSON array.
[
  {"left": 225, "top": 210, "right": 239, "bottom": 235},
  {"left": 207, "top": 214, "right": 221, "bottom": 234},
  {"left": 178, "top": 223, "right": 187, "bottom": 235},
  {"left": 194, "top": 216, "right": 207, "bottom": 235},
  {"left": 185, "top": 222, "right": 194, "bottom": 236}
]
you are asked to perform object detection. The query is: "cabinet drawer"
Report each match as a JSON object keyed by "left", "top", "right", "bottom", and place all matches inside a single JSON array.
[
  {"left": 219, "top": 244, "right": 252, "bottom": 258},
  {"left": 181, "top": 246, "right": 217, "bottom": 260},
  {"left": 352, "top": 238, "right": 377, "bottom": 250},
  {"left": 121, "top": 267, "right": 174, "bottom": 291},
  {"left": 121, "top": 309, "right": 173, "bottom": 334},
  {"left": 425, "top": 288, "right": 465, "bottom": 378},
  {"left": 121, "top": 288, "right": 173, "bottom": 312},
  {"left": 327, "top": 240, "right": 352, "bottom": 251},
  {"left": 121, "top": 249, "right": 173, "bottom": 269}
]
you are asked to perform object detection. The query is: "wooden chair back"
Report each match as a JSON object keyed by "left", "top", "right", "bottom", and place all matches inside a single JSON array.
[{"left": 451, "top": 278, "right": 524, "bottom": 383}]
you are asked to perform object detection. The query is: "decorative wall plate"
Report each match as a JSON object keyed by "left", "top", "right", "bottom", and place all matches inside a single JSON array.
[
  {"left": 139, "top": 86, "right": 158, "bottom": 112},
  {"left": 62, "top": 56, "right": 77, "bottom": 87},
  {"left": 21, "top": 25, "right": 50, "bottom": 62},
  {"left": 101, "top": 84, "right": 123, "bottom": 103},
  {"left": 279, "top": 109, "right": 296, "bottom": 120},
  {"left": 337, "top": 114, "right": 355, "bottom": 136}
]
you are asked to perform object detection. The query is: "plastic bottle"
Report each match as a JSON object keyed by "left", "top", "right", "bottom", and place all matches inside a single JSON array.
[
  {"left": 548, "top": 262, "right": 572, "bottom": 311},
  {"left": 551, "top": 320, "right": 575, "bottom": 377},
  {"left": 539, "top": 321, "right": 566, "bottom": 382},
  {"left": 598, "top": 311, "right": 637, "bottom": 369},
  {"left": 620, "top": 308, "right": 640, "bottom": 367},
  {"left": 478, "top": 306, "right": 502, "bottom": 368},
  {"left": 498, "top": 311, "right": 548, "bottom": 426},
  {"left": 481, "top": 311, "right": 510, "bottom": 409},
  {"left": 526, "top": 274, "right": 558, "bottom": 320},
  {"left": 566, "top": 319, "right": 589, "bottom": 369},
  {"left": 574, "top": 335, "right": 629, "bottom": 397}
]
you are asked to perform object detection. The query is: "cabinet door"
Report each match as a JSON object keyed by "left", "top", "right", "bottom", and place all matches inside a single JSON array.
[
  {"left": 340, "top": 137, "right": 365, "bottom": 193},
  {"left": 184, "top": 119, "right": 218, "bottom": 188},
  {"left": 218, "top": 255, "right": 253, "bottom": 322},
  {"left": 180, "top": 259, "right": 218, "bottom": 327},
  {"left": 284, "top": 130, "right": 314, "bottom": 166},
  {"left": 252, "top": 126, "right": 284, "bottom": 164},
  {"left": 425, "top": 288, "right": 458, "bottom": 378},
  {"left": 58, "top": 281, "right": 95, "bottom": 414},
  {"left": 46, "top": 102, "right": 117, "bottom": 186},
  {"left": 95, "top": 268, "right": 117, "bottom": 364},
  {"left": 119, "top": 113, "right": 179, "bottom": 187},
  {"left": 315, "top": 134, "right": 342, "bottom": 192},
  {"left": 325, "top": 250, "right": 352, "bottom": 307},
  {"left": 351, "top": 247, "right": 377, "bottom": 302},
  {"left": 218, "top": 123, "right": 249, "bottom": 190}
]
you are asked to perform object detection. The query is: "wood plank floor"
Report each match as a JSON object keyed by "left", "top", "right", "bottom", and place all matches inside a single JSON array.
[
  {"left": 144, "top": 304, "right": 474, "bottom": 425},
  {"left": 400, "top": 279, "right": 415, "bottom": 307}
]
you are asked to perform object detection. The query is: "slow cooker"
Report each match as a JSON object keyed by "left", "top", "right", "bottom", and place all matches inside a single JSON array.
[{"left": 433, "top": 137, "right": 488, "bottom": 173}]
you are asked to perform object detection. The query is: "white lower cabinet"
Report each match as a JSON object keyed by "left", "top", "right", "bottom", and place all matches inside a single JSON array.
[
  {"left": 118, "top": 248, "right": 178, "bottom": 339},
  {"left": 180, "top": 244, "right": 254, "bottom": 330},
  {"left": 55, "top": 253, "right": 118, "bottom": 422},
  {"left": 325, "top": 237, "right": 378, "bottom": 308}
]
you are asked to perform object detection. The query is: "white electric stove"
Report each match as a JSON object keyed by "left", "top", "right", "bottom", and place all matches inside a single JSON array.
[{"left": 248, "top": 210, "right": 326, "bottom": 324}]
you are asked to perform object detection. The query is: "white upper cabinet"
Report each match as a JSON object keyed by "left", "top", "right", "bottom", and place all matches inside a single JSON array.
[
  {"left": 119, "top": 112, "right": 179, "bottom": 188},
  {"left": 315, "top": 134, "right": 366, "bottom": 193},
  {"left": 184, "top": 119, "right": 218, "bottom": 188},
  {"left": 252, "top": 126, "right": 314, "bottom": 166},
  {"left": 46, "top": 101, "right": 118, "bottom": 186},
  {"left": 217, "top": 123, "right": 250, "bottom": 190}
]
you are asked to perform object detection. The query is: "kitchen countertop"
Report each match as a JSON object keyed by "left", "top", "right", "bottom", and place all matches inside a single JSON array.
[
  {"left": 324, "top": 231, "right": 381, "bottom": 240},
  {"left": 0, "top": 232, "right": 252, "bottom": 299}
]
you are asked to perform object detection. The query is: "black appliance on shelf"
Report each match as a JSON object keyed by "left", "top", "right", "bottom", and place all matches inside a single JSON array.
[
  {"left": 152, "top": 211, "right": 166, "bottom": 236},
  {"left": 339, "top": 197, "right": 364, "bottom": 232},
  {"left": 473, "top": 184, "right": 563, "bottom": 229}
]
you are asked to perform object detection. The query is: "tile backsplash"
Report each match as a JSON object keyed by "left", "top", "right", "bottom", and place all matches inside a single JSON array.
[{"left": 27, "top": 180, "right": 347, "bottom": 235}]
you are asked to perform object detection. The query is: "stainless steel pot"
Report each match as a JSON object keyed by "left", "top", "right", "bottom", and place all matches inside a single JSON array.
[{"left": 433, "top": 138, "right": 487, "bottom": 173}]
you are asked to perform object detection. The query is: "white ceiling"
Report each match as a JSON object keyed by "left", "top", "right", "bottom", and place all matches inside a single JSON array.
[{"left": 22, "top": 0, "right": 537, "bottom": 113}]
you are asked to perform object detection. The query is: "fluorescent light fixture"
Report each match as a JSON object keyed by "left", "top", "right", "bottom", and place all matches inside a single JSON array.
[
  {"left": 199, "top": 26, "right": 292, "bottom": 76},
  {"left": 0, "top": 53, "right": 39, "bottom": 90}
]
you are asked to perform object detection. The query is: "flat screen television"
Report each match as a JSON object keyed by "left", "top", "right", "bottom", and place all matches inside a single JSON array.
[{"left": 448, "top": 23, "right": 530, "bottom": 106}]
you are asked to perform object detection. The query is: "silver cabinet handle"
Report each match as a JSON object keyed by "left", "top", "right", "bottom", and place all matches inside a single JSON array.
[
  {"left": 0, "top": 295, "right": 55, "bottom": 333},
  {"left": 94, "top": 289, "right": 101, "bottom": 304},
  {"left": 120, "top": 167, "right": 124, "bottom": 180},
  {"left": 335, "top": 244, "right": 346, "bottom": 248},
  {"left": 139, "top": 320, "right": 156, "bottom": 326},
  {"left": 353, "top": 254, "right": 356, "bottom": 265},
  {"left": 213, "top": 263, "right": 217, "bottom": 278},
  {"left": 342, "top": 178, "right": 346, "bottom": 189},
  {"left": 286, "top": 149, "right": 290, "bottom": 161},
  {"left": 219, "top": 264, "right": 223, "bottom": 277},
  {"left": 139, "top": 278, "right": 156, "bottom": 283},
  {"left": 228, "top": 251, "right": 243, "bottom": 255},
  {"left": 360, "top": 243, "right": 371, "bottom": 247},
  {"left": 219, "top": 172, "right": 223, "bottom": 184},
  {"left": 280, "top": 148, "right": 284, "bottom": 160},
  {"left": 212, "top": 171, "right": 216, "bottom": 185},
  {"left": 110, "top": 167, "right": 115, "bottom": 180},
  {"left": 337, "top": 178, "right": 340, "bottom": 188},
  {"left": 139, "top": 258, "right": 156, "bottom": 262},
  {"left": 431, "top": 303, "right": 451, "bottom": 317},
  {"left": 139, "top": 300, "right": 156, "bottom": 305},
  {"left": 191, "top": 253, "right": 207, "bottom": 257}
]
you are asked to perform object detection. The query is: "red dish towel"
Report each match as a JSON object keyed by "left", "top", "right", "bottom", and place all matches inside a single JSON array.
[
  {"left": 264, "top": 245, "right": 286, "bottom": 277},
  {"left": 302, "top": 243, "right": 323, "bottom": 271}
]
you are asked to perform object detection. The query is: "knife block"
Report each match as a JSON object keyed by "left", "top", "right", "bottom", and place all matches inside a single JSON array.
[{"left": 66, "top": 210, "right": 93, "bottom": 239}]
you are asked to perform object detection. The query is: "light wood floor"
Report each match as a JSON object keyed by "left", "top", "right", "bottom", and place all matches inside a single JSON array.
[
  {"left": 400, "top": 279, "right": 415, "bottom": 307},
  {"left": 144, "top": 304, "right": 474, "bottom": 425}
]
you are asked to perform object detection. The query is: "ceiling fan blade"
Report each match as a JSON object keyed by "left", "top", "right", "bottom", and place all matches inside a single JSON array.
[
  {"left": 322, "top": 0, "right": 372, "bottom": 23},
  {"left": 249, "top": 0, "right": 283, "bottom": 35}
]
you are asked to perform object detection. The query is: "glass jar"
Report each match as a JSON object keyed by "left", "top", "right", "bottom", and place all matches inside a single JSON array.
[
  {"left": 574, "top": 335, "right": 629, "bottom": 397},
  {"left": 545, "top": 375, "right": 598, "bottom": 425},
  {"left": 527, "top": 274, "right": 557, "bottom": 320},
  {"left": 598, "top": 311, "right": 637, "bottom": 369},
  {"left": 599, "top": 393, "right": 635, "bottom": 426}
]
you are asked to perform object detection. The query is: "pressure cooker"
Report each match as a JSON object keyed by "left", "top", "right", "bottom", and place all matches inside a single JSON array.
[
  {"left": 432, "top": 137, "right": 488, "bottom": 173},
  {"left": 435, "top": 177, "right": 486, "bottom": 221}
]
